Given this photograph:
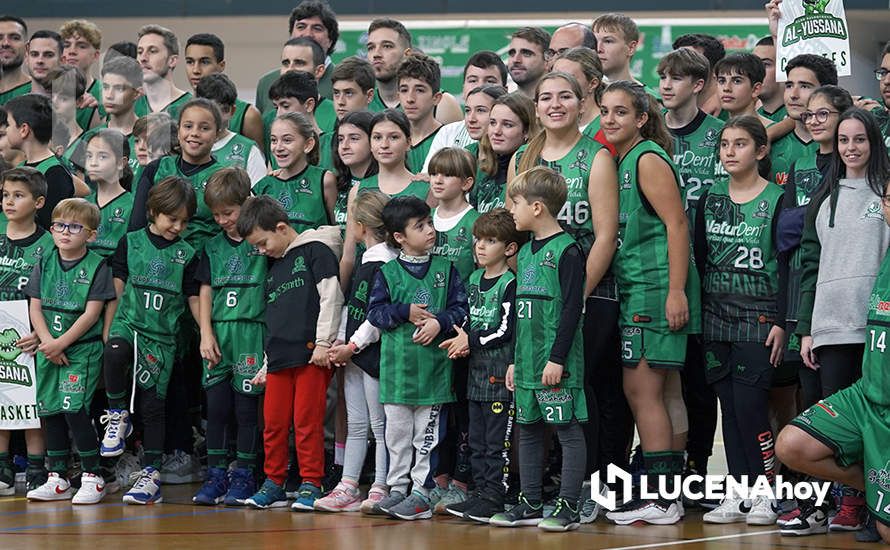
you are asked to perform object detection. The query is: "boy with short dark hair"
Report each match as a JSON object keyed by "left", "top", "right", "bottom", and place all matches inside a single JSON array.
[
  {"left": 397, "top": 53, "right": 443, "bottom": 173},
  {"left": 25, "top": 198, "right": 115, "bottom": 505},
  {"left": 237, "top": 195, "right": 343, "bottom": 511},
  {"left": 366, "top": 195, "right": 468, "bottom": 520},
  {"left": 713, "top": 53, "right": 770, "bottom": 123},
  {"left": 330, "top": 56, "right": 376, "bottom": 120}
]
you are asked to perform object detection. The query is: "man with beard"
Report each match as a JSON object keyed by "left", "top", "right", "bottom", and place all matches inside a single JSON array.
[
  {"left": 25, "top": 31, "right": 63, "bottom": 97},
  {"left": 365, "top": 18, "right": 462, "bottom": 125},
  {"left": 507, "top": 27, "right": 550, "bottom": 99},
  {"left": 133, "top": 24, "right": 192, "bottom": 119},
  {"left": 0, "top": 16, "right": 31, "bottom": 104}
]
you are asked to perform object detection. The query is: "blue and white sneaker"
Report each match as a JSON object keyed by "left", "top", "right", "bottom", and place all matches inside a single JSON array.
[
  {"left": 291, "top": 482, "right": 322, "bottom": 511},
  {"left": 122, "top": 467, "right": 162, "bottom": 505},
  {"left": 193, "top": 467, "right": 227, "bottom": 505},
  {"left": 246, "top": 478, "right": 288, "bottom": 509},
  {"left": 100, "top": 409, "right": 133, "bottom": 457},
  {"left": 224, "top": 468, "right": 255, "bottom": 506}
]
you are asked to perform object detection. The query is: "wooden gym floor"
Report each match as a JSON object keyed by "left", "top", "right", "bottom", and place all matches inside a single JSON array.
[{"left": 0, "top": 483, "right": 881, "bottom": 550}]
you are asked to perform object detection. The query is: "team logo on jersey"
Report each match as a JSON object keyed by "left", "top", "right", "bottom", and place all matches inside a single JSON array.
[
  {"left": 542, "top": 250, "right": 557, "bottom": 269},
  {"left": 110, "top": 207, "right": 126, "bottom": 223},
  {"left": 278, "top": 191, "right": 293, "bottom": 211},
  {"left": 621, "top": 171, "right": 632, "bottom": 190},
  {"left": 433, "top": 271, "right": 446, "bottom": 288},
  {"left": 704, "top": 351, "right": 721, "bottom": 371},
  {"left": 569, "top": 148, "right": 590, "bottom": 174},
  {"left": 863, "top": 201, "right": 884, "bottom": 221},
  {"left": 32, "top": 245, "right": 44, "bottom": 258},
  {"left": 299, "top": 178, "right": 310, "bottom": 191},
  {"left": 172, "top": 248, "right": 188, "bottom": 265},
  {"left": 867, "top": 461, "right": 890, "bottom": 491},
  {"left": 147, "top": 257, "right": 169, "bottom": 278},
  {"left": 54, "top": 280, "right": 70, "bottom": 299},
  {"left": 535, "top": 388, "right": 571, "bottom": 404},
  {"left": 413, "top": 287, "right": 432, "bottom": 305},
  {"left": 292, "top": 256, "right": 306, "bottom": 274},
  {"left": 522, "top": 265, "right": 537, "bottom": 285},
  {"left": 74, "top": 268, "right": 90, "bottom": 285},
  {"left": 752, "top": 199, "right": 770, "bottom": 219},
  {"left": 226, "top": 255, "right": 245, "bottom": 274},
  {"left": 227, "top": 143, "right": 245, "bottom": 162},
  {"left": 455, "top": 226, "right": 469, "bottom": 243},
  {"left": 467, "top": 285, "right": 480, "bottom": 307},
  {"left": 701, "top": 128, "right": 719, "bottom": 147}
]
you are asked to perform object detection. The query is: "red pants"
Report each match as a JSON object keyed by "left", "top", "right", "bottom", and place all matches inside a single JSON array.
[{"left": 263, "top": 364, "right": 331, "bottom": 485}]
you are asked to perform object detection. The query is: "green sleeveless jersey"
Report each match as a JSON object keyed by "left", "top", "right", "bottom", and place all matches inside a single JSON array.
[
  {"left": 38, "top": 250, "right": 105, "bottom": 342},
  {"left": 203, "top": 233, "right": 267, "bottom": 323},
  {"left": 214, "top": 133, "right": 257, "bottom": 171},
  {"left": 334, "top": 176, "right": 360, "bottom": 231},
  {"left": 0, "top": 229, "right": 54, "bottom": 302},
  {"left": 317, "top": 131, "right": 333, "bottom": 172},
  {"left": 153, "top": 155, "right": 221, "bottom": 251},
  {"left": 367, "top": 88, "right": 393, "bottom": 113},
  {"left": 407, "top": 129, "right": 440, "bottom": 174},
  {"left": 61, "top": 131, "right": 87, "bottom": 174},
  {"left": 378, "top": 256, "right": 455, "bottom": 405},
  {"left": 701, "top": 180, "right": 783, "bottom": 342},
  {"left": 615, "top": 140, "right": 701, "bottom": 333},
  {"left": 467, "top": 268, "right": 515, "bottom": 401},
  {"left": 432, "top": 207, "right": 480, "bottom": 283},
  {"left": 86, "top": 79, "right": 106, "bottom": 122},
  {"left": 469, "top": 164, "right": 507, "bottom": 214},
  {"left": 315, "top": 97, "right": 337, "bottom": 135},
  {"left": 228, "top": 98, "right": 250, "bottom": 135},
  {"left": 514, "top": 233, "right": 584, "bottom": 389},
  {"left": 114, "top": 230, "right": 196, "bottom": 344},
  {"left": 75, "top": 106, "right": 97, "bottom": 133},
  {"left": 253, "top": 165, "right": 330, "bottom": 231},
  {"left": 134, "top": 91, "right": 193, "bottom": 118},
  {"left": 0, "top": 81, "right": 31, "bottom": 105},
  {"left": 86, "top": 191, "right": 134, "bottom": 257},
  {"left": 669, "top": 112, "right": 724, "bottom": 223},
  {"left": 787, "top": 153, "right": 824, "bottom": 321},
  {"left": 769, "top": 131, "right": 818, "bottom": 186},
  {"left": 862, "top": 255, "right": 890, "bottom": 405},
  {"left": 357, "top": 175, "right": 430, "bottom": 201},
  {"left": 581, "top": 117, "right": 602, "bottom": 141},
  {"left": 758, "top": 104, "right": 787, "bottom": 123}
]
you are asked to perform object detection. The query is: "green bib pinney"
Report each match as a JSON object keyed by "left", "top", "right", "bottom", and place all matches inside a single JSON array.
[
  {"left": 315, "top": 97, "right": 337, "bottom": 136},
  {"left": 861, "top": 255, "right": 890, "bottom": 405},
  {"left": 152, "top": 155, "right": 221, "bottom": 251},
  {"left": 787, "top": 153, "right": 825, "bottom": 321},
  {"left": 333, "top": 176, "right": 361, "bottom": 231},
  {"left": 432, "top": 207, "right": 480, "bottom": 283},
  {"left": 407, "top": 129, "right": 440, "bottom": 174},
  {"left": 203, "top": 233, "right": 267, "bottom": 323},
  {"left": 378, "top": 256, "right": 456, "bottom": 405},
  {"left": 469, "top": 160, "right": 507, "bottom": 214},
  {"left": 614, "top": 139, "right": 701, "bottom": 334},
  {"left": 0, "top": 230, "right": 54, "bottom": 302},
  {"left": 514, "top": 232, "right": 584, "bottom": 390},
  {"left": 134, "top": 91, "right": 193, "bottom": 119},
  {"left": 228, "top": 98, "right": 251, "bottom": 135},
  {"left": 37, "top": 250, "right": 105, "bottom": 344},
  {"left": 669, "top": 112, "right": 724, "bottom": 224},
  {"left": 357, "top": 174, "right": 430, "bottom": 201},
  {"left": 758, "top": 104, "right": 787, "bottom": 124},
  {"left": 367, "top": 88, "right": 393, "bottom": 113},
  {"left": 111, "top": 230, "right": 196, "bottom": 346},
  {"left": 254, "top": 165, "right": 331, "bottom": 231},
  {"left": 467, "top": 268, "right": 515, "bottom": 402},
  {"left": 85, "top": 191, "right": 134, "bottom": 257},
  {"left": 700, "top": 179, "right": 784, "bottom": 342},
  {"left": 214, "top": 133, "right": 258, "bottom": 172},
  {"left": 769, "top": 131, "right": 818, "bottom": 186},
  {"left": 0, "top": 80, "right": 32, "bottom": 105}
]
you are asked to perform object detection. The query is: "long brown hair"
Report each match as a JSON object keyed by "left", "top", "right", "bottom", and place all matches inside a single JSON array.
[
  {"left": 478, "top": 92, "right": 537, "bottom": 177},
  {"left": 602, "top": 80, "right": 673, "bottom": 156},
  {"left": 517, "top": 71, "right": 584, "bottom": 174}
]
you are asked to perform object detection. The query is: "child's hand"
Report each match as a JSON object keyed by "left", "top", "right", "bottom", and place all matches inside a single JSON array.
[
  {"left": 505, "top": 364, "right": 515, "bottom": 392},
  {"left": 541, "top": 361, "right": 564, "bottom": 386},
  {"left": 413, "top": 318, "right": 441, "bottom": 346},
  {"left": 16, "top": 331, "right": 40, "bottom": 355},
  {"left": 250, "top": 365, "right": 267, "bottom": 387},
  {"left": 328, "top": 343, "right": 354, "bottom": 367},
  {"left": 665, "top": 289, "right": 689, "bottom": 332},
  {"left": 766, "top": 325, "right": 786, "bottom": 368},
  {"left": 311, "top": 344, "right": 331, "bottom": 368},
  {"left": 439, "top": 325, "right": 469, "bottom": 358},
  {"left": 409, "top": 303, "right": 434, "bottom": 325},
  {"left": 38, "top": 337, "right": 67, "bottom": 363},
  {"left": 200, "top": 332, "right": 222, "bottom": 369}
]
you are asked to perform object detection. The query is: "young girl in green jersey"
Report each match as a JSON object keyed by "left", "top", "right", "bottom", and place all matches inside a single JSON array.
[
  {"left": 254, "top": 112, "right": 337, "bottom": 232},
  {"left": 84, "top": 129, "right": 135, "bottom": 258},
  {"left": 694, "top": 115, "right": 785, "bottom": 526},
  {"left": 601, "top": 81, "right": 696, "bottom": 526}
]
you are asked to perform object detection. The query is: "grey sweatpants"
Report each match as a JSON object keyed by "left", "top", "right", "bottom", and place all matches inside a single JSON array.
[{"left": 383, "top": 403, "right": 446, "bottom": 496}]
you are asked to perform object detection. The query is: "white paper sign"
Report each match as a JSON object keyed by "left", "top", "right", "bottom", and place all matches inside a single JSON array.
[
  {"left": 777, "top": 0, "right": 851, "bottom": 80},
  {"left": 0, "top": 301, "right": 39, "bottom": 429}
]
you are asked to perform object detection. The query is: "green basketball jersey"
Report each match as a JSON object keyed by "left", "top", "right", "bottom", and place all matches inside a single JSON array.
[
  {"left": 432, "top": 207, "right": 480, "bottom": 282},
  {"left": 228, "top": 98, "right": 250, "bottom": 135},
  {"left": 134, "top": 91, "right": 193, "bottom": 119},
  {"left": 469, "top": 165, "right": 507, "bottom": 214},
  {"left": 86, "top": 79, "right": 107, "bottom": 122},
  {"left": 367, "top": 88, "right": 393, "bottom": 113},
  {"left": 378, "top": 255, "right": 455, "bottom": 405},
  {"left": 769, "top": 131, "right": 818, "bottom": 186},
  {"left": 113, "top": 230, "right": 196, "bottom": 345},
  {"left": 467, "top": 268, "right": 515, "bottom": 401},
  {"left": 253, "top": 165, "right": 330, "bottom": 231},
  {"left": 334, "top": 176, "right": 360, "bottom": 231},
  {"left": 75, "top": 106, "right": 97, "bottom": 132},
  {"left": 0, "top": 229, "right": 54, "bottom": 302},
  {"left": 872, "top": 105, "right": 890, "bottom": 154},
  {"left": 153, "top": 155, "right": 221, "bottom": 251},
  {"left": 787, "top": 153, "right": 824, "bottom": 321},
  {"left": 214, "top": 133, "right": 257, "bottom": 171},
  {"left": 203, "top": 233, "right": 267, "bottom": 323},
  {"left": 317, "top": 131, "right": 333, "bottom": 172},
  {"left": 758, "top": 104, "right": 787, "bottom": 123},
  {"left": 86, "top": 191, "right": 134, "bottom": 257},
  {"left": 407, "top": 129, "right": 440, "bottom": 174},
  {"left": 38, "top": 250, "right": 105, "bottom": 342},
  {"left": 701, "top": 179, "right": 783, "bottom": 342},
  {"left": 615, "top": 140, "right": 701, "bottom": 333},
  {"left": 0, "top": 81, "right": 31, "bottom": 105},
  {"left": 61, "top": 130, "right": 87, "bottom": 174},
  {"left": 357, "top": 175, "right": 430, "bottom": 201},
  {"left": 581, "top": 117, "right": 602, "bottom": 141},
  {"left": 862, "top": 254, "right": 890, "bottom": 405},
  {"left": 514, "top": 232, "right": 584, "bottom": 389},
  {"left": 315, "top": 97, "right": 337, "bottom": 135},
  {"left": 669, "top": 112, "right": 724, "bottom": 224}
]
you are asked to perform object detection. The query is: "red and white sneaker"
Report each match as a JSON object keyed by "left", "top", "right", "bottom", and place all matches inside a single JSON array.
[
  {"left": 830, "top": 491, "right": 867, "bottom": 532},
  {"left": 27, "top": 473, "right": 72, "bottom": 501},
  {"left": 72, "top": 472, "right": 107, "bottom": 505}
]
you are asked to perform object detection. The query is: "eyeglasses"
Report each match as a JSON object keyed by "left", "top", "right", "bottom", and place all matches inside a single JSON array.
[
  {"left": 875, "top": 68, "right": 890, "bottom": 81},
  {"left": 801, "top": 109, "right": 839, "bottom": 124},
  {"left": 51, "top": 221, "right": 85, "bottom": 234}
]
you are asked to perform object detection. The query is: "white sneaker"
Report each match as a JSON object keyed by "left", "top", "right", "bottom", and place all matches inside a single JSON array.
[
  {"left": 123, "top": 466, "right": 162, "bottom": 505},
  {"left": 160, "top": 450, "right": 201, "bottom": 484},
  {"left": 114, "top": 451, "right": 141, "bottom": 489},
  {"left": 703, "top": 495, "right": 750, "bottom": 524},
  {"left": 72, "top": 473, "right": 107, "bottom": 505},
  {"left": 100, "top": 409, "right": 133, "bottom": 457},
  {"left": 27, "top": 473, "right": 72, "bottom": 501},
  {"left": 747, "top": 496, "right": 778, "bottom": 525}
]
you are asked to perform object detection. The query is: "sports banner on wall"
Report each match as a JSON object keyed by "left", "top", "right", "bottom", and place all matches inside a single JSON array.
[
  {"left": 0, "top": 301, "right": 39, "bottom": 430},
  {"left": 777, "top": 0, "right": 851, "bottom": 79}
]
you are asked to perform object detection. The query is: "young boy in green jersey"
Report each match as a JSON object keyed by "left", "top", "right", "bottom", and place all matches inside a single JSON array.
[
  {"left": 192, "top": 168, "right": 266, "bottom": 506},
  {"left": 265, "top": 71, "right": 332, "bottom": 171},
  {"left": 99, "top": 57, "right": 143, "bottom": 176},
  {"left": 330, "top": 56, "right": 376, "bottom": 121},
  {"left": 184, "top": 33, "right": 265, "bottom": 151},
  {"left": 195, "top": 74, "right": 267, "bottom": 184},
  {"left": 366, "top": 195, "right": 468, "bottom": 520},
  {"left": 713, "top": 53, "right": 772, "bottom": 126},
  {"left": 0, "top": 167, "right": 53, "bottom": 496},
  {"left": 441, "top": 208, "right": 525, "bottom": 523},
  {"left": 99, "top": 177, "right": 200, "bottom": 505},
  {"left": 397, "top": 53, "right": 443, "bottom": 174}
]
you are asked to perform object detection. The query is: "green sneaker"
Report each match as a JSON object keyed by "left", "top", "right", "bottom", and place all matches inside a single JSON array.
[
  {"left": 490, "top": 492, "right": 544, "bottom": 527},
  {"left": 539, "top": 497, "right": 581, "bottom": 532}
]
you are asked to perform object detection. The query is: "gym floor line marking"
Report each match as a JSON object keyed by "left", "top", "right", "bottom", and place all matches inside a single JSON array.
[
  {"left": 0, "top": 520, "right": 404, "bottom": 536},
  {"left": 601, "top": 528, "right": 781, "bottom": 549},
  {"left": 0, "top": 506, "right": 239, "bottom": 532},
  {"left": 0, "top": 502, "right": 125, "bottom": 516}
]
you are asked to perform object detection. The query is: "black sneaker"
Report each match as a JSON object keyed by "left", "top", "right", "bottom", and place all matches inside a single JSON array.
[
  {"left": 489, "top": 493, "right": 544, "bottom": 527},
  {"left": 780, "top": 498, "right": 829, "bottom": 536},
  {"left": 856, "top": 513, "right": 882, "bottom": 543},
  {"left": 445, "top": 492, "right": 482, "bottom": 519},
  {"left": 466, "top": 496, "right": 505, "bottom": 524},
  {"left": 538, "top": 497, "right": 581, "bottom": 531},
  {"left": 26, "top": 466, "right": 47, "bottom": 492}
]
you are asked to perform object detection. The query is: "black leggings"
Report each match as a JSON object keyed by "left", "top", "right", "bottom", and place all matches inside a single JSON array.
[
  {"left": 44, "top": 410, "right": 100, "bottom": 474},
  {"left": 434, "top": 358, "right": 471, "bottom": 485},
  {"left": 681, "top": 336, "right": 718, "bottom": 471},
  {"left": 205, "top": 382, "right": 259, "bottom": 470},
  {"left": 713, "top": 376, "right": 775, "bottom": 481},
  {"left": 519, "top": 420, "right": 586, "bottom": 502}
]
